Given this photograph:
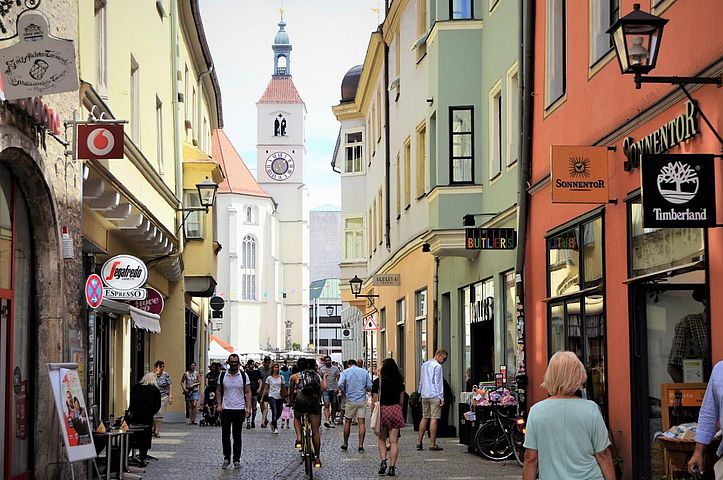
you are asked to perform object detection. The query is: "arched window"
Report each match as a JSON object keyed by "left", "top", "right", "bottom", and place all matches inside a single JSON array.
[
  {"left": 246, "top": 206, "right": 253, "bottom": 224},
  {"left": 241, "top": 235, "right": 256, "bottom": 300}
]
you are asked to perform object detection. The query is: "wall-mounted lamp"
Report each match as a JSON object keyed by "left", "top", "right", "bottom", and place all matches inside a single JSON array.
[
  {"left": 463, "top": 212, "right": 501, "bottom": 227},
  {"left": 349, "top": 275, "right": 379, "bottom": 298},
  {"left": 175, "top": 177, "right": 219, "bottom": 234}
]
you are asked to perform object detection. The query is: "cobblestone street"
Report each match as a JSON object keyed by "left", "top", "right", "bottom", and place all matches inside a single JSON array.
[{"left": 141, "top": 415, "right": 523, "bottom": 480}]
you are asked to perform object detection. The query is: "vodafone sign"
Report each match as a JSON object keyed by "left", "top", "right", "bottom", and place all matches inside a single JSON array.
[
  {"left": 101, "top": 254, "right": 148, "bottom": 290},
  {"left": 77, "top": 124, "right": 124, "bottom": 159}
]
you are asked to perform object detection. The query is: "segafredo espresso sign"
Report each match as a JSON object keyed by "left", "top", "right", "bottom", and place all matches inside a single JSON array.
[
  {"left": 101, "top": 255, "right": 148, "bottom": 300},
  {"left": 622, "top": 101, "right": 699, "bottom": 172},
  {"left": 641, "top": 154, "right": 716, "bottom": 228}
]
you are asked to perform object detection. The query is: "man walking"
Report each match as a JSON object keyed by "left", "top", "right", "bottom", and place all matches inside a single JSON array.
[
  {"left": 181, "top": 362, "right": 201, "bottom": 425},
  {"left": 216, "top": 354, "right": 251, "bottom": 469},
  {"left": 416, "top": 349, "right": 448, "bottom": 451},
  {"left": 689, "top": 360, "right": 723, "bottom": 479},
  {"left": 257, "top": 356, "right": 273, "bottom": 428},
  {"left": 338, "top": 359, "right": 372, "bottom": 452},
  {"left": 320, "top": 356, "right": 341, "bottom": 428}
]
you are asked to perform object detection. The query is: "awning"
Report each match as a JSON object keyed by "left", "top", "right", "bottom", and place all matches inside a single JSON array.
[{"left": 129, "top": 307, "right": 161, "bottom": 333}]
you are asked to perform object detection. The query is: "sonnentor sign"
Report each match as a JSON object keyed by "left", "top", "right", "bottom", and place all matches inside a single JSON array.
[
  {"left": 101, "top": 255, "right": 148, "bottom": 290},
  {"left": 0, "top": 13, "right": 79, "bottom": 100},
  {"left": 623, "top": 100, "right": 699, "bottom": 171},
  {"left": 641, "top": 154, "right": 716, "bottom": 228},
  {"left": 551, "top": 146, "right": 609, "bottom": 204}
]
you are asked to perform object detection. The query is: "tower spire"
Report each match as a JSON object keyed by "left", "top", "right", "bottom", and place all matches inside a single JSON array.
[{"left": 272, "top": 4, "right": 292, "bottom": 76}]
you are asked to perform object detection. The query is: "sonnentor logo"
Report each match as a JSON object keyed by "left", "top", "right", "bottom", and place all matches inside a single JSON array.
[
  {"left": 568, "top": 157, "right": 591, "bottom": 178},
  {"left": 87, "top": 128, "right": 115, "bottom": 156},
  {"left": 656, "top": 161, "right": 699, "bottom": 205}
]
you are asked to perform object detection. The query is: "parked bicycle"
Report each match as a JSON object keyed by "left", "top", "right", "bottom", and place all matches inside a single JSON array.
[
  {"left": 299, "top": 413, "right": 316, "bottom": 479},
  {"left": 474, "top": 392, "right": 526, "bottom": 466}
]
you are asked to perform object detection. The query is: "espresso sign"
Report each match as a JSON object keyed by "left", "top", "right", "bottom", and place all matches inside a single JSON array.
[
  {"left": 551, "top": 146, "right": 609, "bottom": 204},
  {"left": 466, "top": 228, "right": 517, "bottom": 250},
  {"left": 641, "top": 154, "right": 716, "bottom": 228}
]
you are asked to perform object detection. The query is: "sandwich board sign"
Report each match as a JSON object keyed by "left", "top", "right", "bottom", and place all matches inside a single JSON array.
[{"left": 48, "top": 363, "right": 96, "bottom": 462}]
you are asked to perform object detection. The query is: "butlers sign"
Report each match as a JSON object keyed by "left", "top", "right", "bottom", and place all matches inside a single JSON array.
[
  {"left": 0, "top": 12, "right": 79, "bottom": 100},
  {"left": 622, "top": 101, "right": 699, "bottom": 171}
]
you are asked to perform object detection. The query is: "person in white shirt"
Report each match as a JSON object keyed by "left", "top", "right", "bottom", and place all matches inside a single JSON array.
[
  {"left": 216, "top": 354, "right": 252, "bottom": 470},
  {"left": 416, "top": 349, "right": 448, "bottom": 452}
]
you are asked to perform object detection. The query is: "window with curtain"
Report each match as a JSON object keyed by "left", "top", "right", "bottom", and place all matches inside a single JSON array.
[
  {"left": 547, "top": 215, "right": 606, "bottom": 412},
  {"left": 241, "top": 235, "right": 257, "bottom": 300},
  {"left": 450, "top": 107, "right": 473, "bottom": 183}
]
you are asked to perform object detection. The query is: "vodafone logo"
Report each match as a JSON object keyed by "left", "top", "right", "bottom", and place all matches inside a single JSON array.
[
  {"left": 87, "top": 128, "right": 115, "bottom": 156},
  {"left": 77, "top": 123, "right": 124, "bottom": 159}
]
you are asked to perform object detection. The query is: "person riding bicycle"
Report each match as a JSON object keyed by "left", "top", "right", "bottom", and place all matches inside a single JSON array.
[{"left": 289, "top": 357, "right": 327, "bottom": 468}]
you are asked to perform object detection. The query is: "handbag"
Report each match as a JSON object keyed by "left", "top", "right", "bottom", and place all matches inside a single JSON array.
[{"left": 371, "top": 377, "right": 382, "bottom": 436}]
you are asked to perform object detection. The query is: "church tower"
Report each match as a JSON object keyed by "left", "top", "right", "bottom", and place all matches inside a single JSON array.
[{"left": 256, "top": 12, "right": 309, "bottom": 351}]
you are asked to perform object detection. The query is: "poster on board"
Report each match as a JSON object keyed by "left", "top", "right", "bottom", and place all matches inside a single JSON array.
[{"left": 47, "top": 363, "right": 96, "bottom": 462}]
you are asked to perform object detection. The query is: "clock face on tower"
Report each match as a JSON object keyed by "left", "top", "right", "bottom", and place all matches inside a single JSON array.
[{"left": 265, "top": 151, "right": 295, "bottom": 181}]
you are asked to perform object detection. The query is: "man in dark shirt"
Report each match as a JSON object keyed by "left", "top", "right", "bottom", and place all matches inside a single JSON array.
[
  {"left": 668, "top": 287, "right": 708, "bottom": 382},
  {"left": 245, "top": 360, "right": 263, "bottom": 428}
]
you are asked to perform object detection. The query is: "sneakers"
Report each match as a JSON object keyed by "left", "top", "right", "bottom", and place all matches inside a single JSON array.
[
  {"left": 273, "top": 428, "right": 279, "bottom": 434},
  {"left": 314, "top": 457, "right": 322, "bottom": 468},
  {"left": 233, "top": 461, "right": 241, "bottom": 469},
  {"left": 324, "top": 422, "right": 331, "bottom": 428},
  {"left": 378, "top": 459, "right": 388, "bottom": 475},
  {"left": 221, "top": 459, "right": 231, "bottom": 470},
  {"left": 387, "top": 466, "right": 396, "bottom": 476}
]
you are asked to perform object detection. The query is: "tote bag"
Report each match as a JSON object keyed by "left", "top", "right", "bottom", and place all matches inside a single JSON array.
[{"left": 371, "top": 377, "right": 382, "bottom": 436}]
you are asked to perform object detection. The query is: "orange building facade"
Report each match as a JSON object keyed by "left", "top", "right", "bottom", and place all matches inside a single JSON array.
[{"left": 524, "top": 1, "right": 723, "bottom": 478}]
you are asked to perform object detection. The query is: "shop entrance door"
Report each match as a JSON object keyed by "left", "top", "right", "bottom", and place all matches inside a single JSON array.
[{"left": 630, "top": 281, "right": 709, "bottom": 479}]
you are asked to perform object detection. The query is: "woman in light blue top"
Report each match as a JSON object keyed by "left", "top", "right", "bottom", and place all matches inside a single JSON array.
[{"left": 522, "top": 351, "right": 616, "bottom": 480}]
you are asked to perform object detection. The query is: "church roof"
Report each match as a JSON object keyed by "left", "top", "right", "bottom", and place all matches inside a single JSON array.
[
  {"left": 213, "top": 129, "right": 271, "bottom": 198},
  {"left": 257, "top": 76, "right": 305, "bottom": 105}
]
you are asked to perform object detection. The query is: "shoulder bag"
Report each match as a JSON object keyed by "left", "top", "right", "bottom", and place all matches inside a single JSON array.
[{"left": 371, "top": 377, "right": 382, "bottom": 436}]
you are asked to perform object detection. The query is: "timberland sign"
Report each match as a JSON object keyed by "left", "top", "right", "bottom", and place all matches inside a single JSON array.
[
  {"left": 641, "top": 154, "right": 716, "bottom": 228},
  {"left": 551, "top": 146, "right": 609, "bottom": 204}
]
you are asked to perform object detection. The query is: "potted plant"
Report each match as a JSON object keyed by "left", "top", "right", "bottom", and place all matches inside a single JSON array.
[{"left": 409, "top": 391, "right": 423, "bottom": 431}]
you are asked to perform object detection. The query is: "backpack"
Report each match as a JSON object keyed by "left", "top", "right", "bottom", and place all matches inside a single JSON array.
[
  {"left": 218, "top": 370, "right": 249, "bottom": 396},
  {"left": 298, "top": 370, "right": 321, "bottom": 394}
]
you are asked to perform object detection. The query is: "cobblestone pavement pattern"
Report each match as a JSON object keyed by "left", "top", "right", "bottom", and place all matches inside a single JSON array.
[{"left": 141, "top": 414, "right": 523, "bottom": 480}]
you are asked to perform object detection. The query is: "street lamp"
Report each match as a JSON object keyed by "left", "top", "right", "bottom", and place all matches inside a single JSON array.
[
  {"left": 176, "top": 176, "right": 219, "bottom": 234},
  {"left": 463, "top": 212, "right": 501, "bottom": 227},
  {"left": 607, "top": 4, "right": 721, "bottom": 90},
  {"left": 349, "top": 275, "right": 378, "bottom": 299}
]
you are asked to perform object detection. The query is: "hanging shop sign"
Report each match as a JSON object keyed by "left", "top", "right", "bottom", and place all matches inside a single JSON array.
[
  {"left": 101, "top": 254, "right": 148, "bottom": 300},
  {"left": 550, "top": 145, "right": 609, "bottom": 204},
  {"left": 129, "top": 287, "right": 164, "bottom": 315},
  {"left": 76, "top": 123, "right": 124, "bottom": 159},
  {"left": 0, "top": 12, "right": 79, "bottom": 100},
  {"left": 465, "top": 228, "right": 517, "bottom": 250},
  {"left": 373, "top": 274, "right": 400, "bottom": 286},
  {"left": 641, "top": 154, "right": 716, "bottom": 228},
  {"left": 623, "top": 100, "right": 699, "bottom": 171}
]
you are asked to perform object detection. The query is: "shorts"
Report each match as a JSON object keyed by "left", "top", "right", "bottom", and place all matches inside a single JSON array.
[
  {"left": 322, "top": 390, "right": 339, "bottom": 407},
  {"left": 154, "top": 396, "right": 170, "bottom": 420},
  {"left": 294, "top": 399, "right": 321, "bottom": 416},
  {"left": 421, "top": 397, "right": 442, "bottom": 419},
  {"left": 344, "top": 400, "right": 368, "bottom": 420},
  {"left": 185, "top": 390, "right": 199, "bottom": 402}
]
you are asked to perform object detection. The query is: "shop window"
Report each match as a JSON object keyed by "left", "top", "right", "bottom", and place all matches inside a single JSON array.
[
  {"left": 546, "top": 214, "right": 607, "bottom": 412},
  {"left": 461, "top": 286, "right": 472, "bottom": 388},
  {"left": 396, "top": 298, "right": 406, "bottom": 373},
  {"left": 241, "top": 235, "right": 256, "bottom": 300},
  {"left": 450, "top": 107, "right": 473, "bottom": 183},
  {"left": 450, "top": 0, "right": 472, "bottom": 19},
  {"left": 343, "top": 130, "right": 364, "bottom": 174},
  {"left": 502, "top": 271, "right": 517, "bottom": 380},
  {"left": 545, "top": 0, "right": 566, "bottom": 108},
  {"left": 183, "top": 190, "right": 203, "bottom": 238},
  {"left": 415, "top": 289, "right": 428, "bottom": 375}
]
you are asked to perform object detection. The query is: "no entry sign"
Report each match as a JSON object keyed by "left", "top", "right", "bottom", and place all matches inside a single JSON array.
[{"left": 85, "top": 274, "right": 103, "bottom": 309}]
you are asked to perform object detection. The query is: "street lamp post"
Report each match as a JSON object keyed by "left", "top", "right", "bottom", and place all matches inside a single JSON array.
[{"left": 175, "top": 176, "right": 220, "bottom": 234}]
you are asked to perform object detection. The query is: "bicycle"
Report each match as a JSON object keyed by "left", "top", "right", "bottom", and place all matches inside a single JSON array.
[
  {"left": 299, "top": 413, "right": 316, "bottom": 479},
  {"left": 474, "top": 397, "right": 526, "bottom": 466}
]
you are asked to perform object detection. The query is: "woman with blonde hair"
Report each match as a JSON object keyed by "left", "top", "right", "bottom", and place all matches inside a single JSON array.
[
  {"left": 522, "top": 351, "right": 616, "bottom": 480},
  {"left": 129, "top": 372, "right": 161, "bottom": 466}
]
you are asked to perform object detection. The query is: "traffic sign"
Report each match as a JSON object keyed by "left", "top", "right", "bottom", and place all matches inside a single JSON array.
[
  {"left": 85, "top": 274, "right": 103, "bottom": 309},
  {"left": 210, "top": 295, "right": 225, "bottom": 311},
  {"left": 362, "top": 315, "right": 379, "bottom": 331}
]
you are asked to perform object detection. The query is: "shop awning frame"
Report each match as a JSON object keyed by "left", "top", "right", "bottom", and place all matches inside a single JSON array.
[{"left": 97, "top": 298, "right": 161, "bottom": 333}]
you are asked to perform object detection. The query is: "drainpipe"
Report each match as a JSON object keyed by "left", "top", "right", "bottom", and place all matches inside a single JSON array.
[
  {"left": 383, "top": 0, "right": 391, "bottom": 250},
  {"left": 198, "top": 65, "right": 214, "bottom": 147},
  {"left": 515, "top": 0, "right": 535, "bottom": 414},
  {"left": 171, "top": 0, "right": 182, "bottom": 202}
]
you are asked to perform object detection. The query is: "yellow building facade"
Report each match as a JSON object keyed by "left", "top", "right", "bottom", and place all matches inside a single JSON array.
[{"left": 77, "top": 0, "right": 223, "bottom": 423}]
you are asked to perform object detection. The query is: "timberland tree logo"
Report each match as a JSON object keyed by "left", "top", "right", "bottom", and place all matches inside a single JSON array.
[{"left": 656, "top": 161, "right": 699, "bottom": 204}]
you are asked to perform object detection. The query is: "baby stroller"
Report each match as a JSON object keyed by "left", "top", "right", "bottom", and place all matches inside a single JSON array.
[{"left": 199, "top": 389, "right": 221, "bottom": 426}]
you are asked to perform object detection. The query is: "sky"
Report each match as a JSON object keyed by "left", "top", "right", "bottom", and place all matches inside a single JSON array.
[{"left": 200, "top": 0, "right": 383, "bottom": 210}]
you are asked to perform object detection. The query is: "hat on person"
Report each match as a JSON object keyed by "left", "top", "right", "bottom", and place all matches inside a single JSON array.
[{"left": 263, "top": 356, "right": 271, "bottom": 362}]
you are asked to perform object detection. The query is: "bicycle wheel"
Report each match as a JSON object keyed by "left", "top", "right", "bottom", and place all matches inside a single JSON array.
[
  {"left": 303, "top": 424, "right": 314, "bottom": 478},
  {"left": 511, "top": 425, "right": 525, "bottom": 466},
  {"left": 475, "top": 419, "right": 514, "bottom": 461}
]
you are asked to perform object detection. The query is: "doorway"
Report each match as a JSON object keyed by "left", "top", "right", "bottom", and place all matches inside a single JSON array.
[{"left": 630, "top": 280, "right": 709, "bottom": 479}]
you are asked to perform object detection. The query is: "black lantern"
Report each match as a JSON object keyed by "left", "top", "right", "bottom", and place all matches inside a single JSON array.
[
  {"left": 607, "top": 3, "right": 668, "bottom": 76},
  {"left": 196, "top": 177, "right": 219, "bottom": 210},
  {"left": 349, "top": 275, "right": 363, "bottom": 296},
  {"left": 326, "top": 305, "right": 335, "bottom": 316}
]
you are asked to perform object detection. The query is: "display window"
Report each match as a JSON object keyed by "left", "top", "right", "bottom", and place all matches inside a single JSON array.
[{"left": 545, "top": 213, "right": 607, "bottom": 413}]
